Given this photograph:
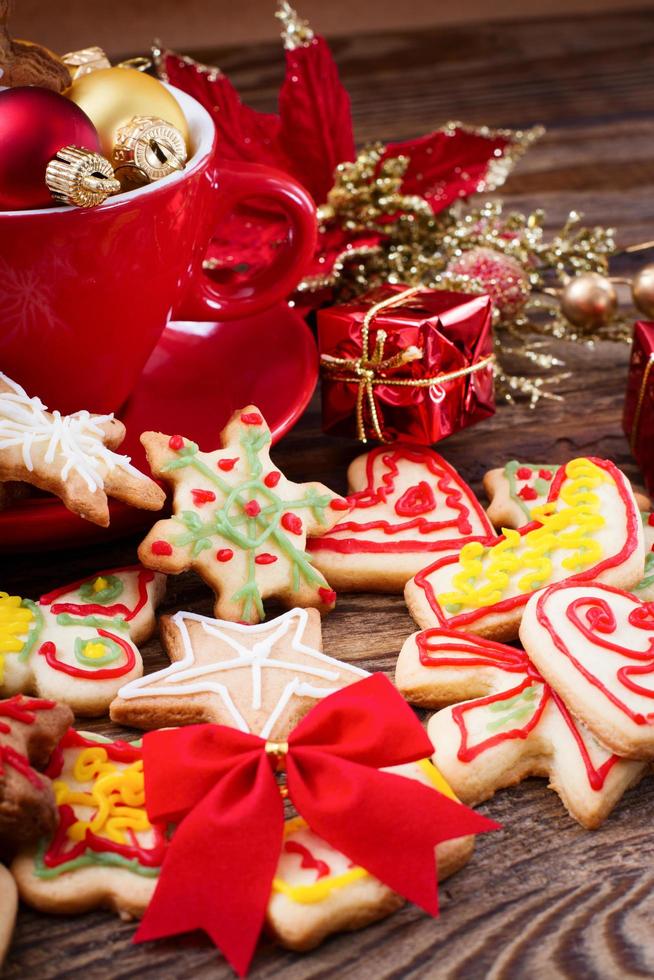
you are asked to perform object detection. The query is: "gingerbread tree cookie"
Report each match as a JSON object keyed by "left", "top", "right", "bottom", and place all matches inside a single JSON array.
[
  {"left": 520, "top": 580, "right": 654, "bottom": 760},
  {"left": 1, "top": 566, "right": 165, "bottom": 716},
  {"left": 138, "top": 407, "right": 344, "bottom": 623},
  {"left": 0, "top": 372, "right": 165, "bottom": 526},
  {"left": 0, "top": 694, "right": 72, "bottom": 851},
  {"left": 396, "top": 629, "right": 648, "bottom": 828},
  {"left": 308, "top": 444, "right": 494, "bottom": 593},
  {"left": 405, "top": 457, "right": 645, "bottom": 642},
  {"left": 111, "top": 607, "right": 367, "bottom": 738}
]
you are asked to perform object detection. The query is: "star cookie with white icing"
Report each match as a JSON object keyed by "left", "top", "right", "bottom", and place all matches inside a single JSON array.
[
  {"left": 137, "top": 406, "right": 345, "bottom": 624},
  {"left": 110, "top": 606, "right": 367, "bottom": 739},
  {"left": 0, "top": 372, "right": 165, "bottom": 526}
]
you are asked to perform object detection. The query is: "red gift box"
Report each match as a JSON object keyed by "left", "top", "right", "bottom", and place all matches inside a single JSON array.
[
  {"left": 624, "top": 321, "right": 654, "bottom": 496},
  {"left": 318, "top": 284, "right": 495, "bottom": 444}
]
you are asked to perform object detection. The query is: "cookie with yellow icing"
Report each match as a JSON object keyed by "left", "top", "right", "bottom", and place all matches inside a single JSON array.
[
  {"left": 1, "top": 566, "right": 165, "bottom": 716},
  {"left": 405, "top": 457, "right": 645, "bottom": 642}
]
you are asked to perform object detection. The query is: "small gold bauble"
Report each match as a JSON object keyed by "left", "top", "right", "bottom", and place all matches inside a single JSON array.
[
  {"left": 632, "top": 263, "right": 654, "bottom": 320},
  {"left": 65, "top": 67, "right": 190, "bottom": 159},
  {"left": 560, "top": 272, "right": 617, "bottom": 330}
]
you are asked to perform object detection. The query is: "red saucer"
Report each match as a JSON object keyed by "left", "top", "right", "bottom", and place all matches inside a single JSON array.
[{"left": 0, "top": 305, "right": 318, "bottom": 553}]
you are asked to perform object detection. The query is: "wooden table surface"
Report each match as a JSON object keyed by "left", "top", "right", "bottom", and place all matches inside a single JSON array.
[{"left": 4, "top": 8, "right": 654, "bottom": 978}]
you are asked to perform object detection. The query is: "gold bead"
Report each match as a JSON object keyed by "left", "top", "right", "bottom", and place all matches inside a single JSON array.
[
  {"left": 65, "top": 67, "right": 190, "bottom": 159},
  {"left": 62, "top": 46, "right": 111, "bottom": 80},
  {"left": 560, "top": 272, "right": 617, "bottom": 329},
  {"left": 632, "top": 263, "right": 654, "bottom": 319}
]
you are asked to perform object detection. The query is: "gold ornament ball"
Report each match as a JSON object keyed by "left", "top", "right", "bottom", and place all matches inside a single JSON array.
[
  {"left": 560, "top": 272, "right": 617, "bottom": 330},
  {"left": 65, "top": 67, "right": 190, "bottom": 159},
  {"left": 632, "top": 264, "right": 654, "bottom": 320}
]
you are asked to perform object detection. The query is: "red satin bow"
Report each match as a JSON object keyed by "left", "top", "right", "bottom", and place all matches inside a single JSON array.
[{"left": 134, "top": 673, "right": 499, "bottom": 975}]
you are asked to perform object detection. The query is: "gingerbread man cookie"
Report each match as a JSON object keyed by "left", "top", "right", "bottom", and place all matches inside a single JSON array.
[
  {"left": 396, "top": 629, "right": 647, "bottom": 828},
  {"left": 111, "top": 607, "right": 367, "bottom": 738},
  {"left": 0, "top": 695, "right": 72, "bottom": 851},
  {"left": 0, "top": 372, "right": 165, "bottom": 526},
  {"left": 0, "top": 864, "right": 17, "bottom": 964},
  {"left": 266, "top": 759, "right": 473, "bottom": 950},
  {"left": 405, "top": 457, "right": 644, "bottom": 642},
  {"left": 308, "top": 444, "right": 494, "bottom": 593},
  {"left": 1, "top": 566, "right": 165, "bottom": 715},
  {"left": 138, "top": 407, "right": 343, "bottom": 623},
  {"left": 12, "top": 730, "right": 165, "bottom": 920},
  {"left": 520, "top": 580, "right": 654, "bottom": 760}
]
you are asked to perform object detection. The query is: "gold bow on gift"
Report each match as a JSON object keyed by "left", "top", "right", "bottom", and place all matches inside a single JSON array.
[{"left": 320, "top": 286, "right": 495, "bottom": 443}]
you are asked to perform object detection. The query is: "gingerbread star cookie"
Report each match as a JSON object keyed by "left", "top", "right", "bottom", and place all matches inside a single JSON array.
[
  {"left": 0, "top": 694, "right": 72, "bottom": 852},
  {"left": 111, "top": 607, "right": 367, "bottom": 738},
  {"left": 405, "top": 457, "right": 645, "bottom": 642},
  {"left": 12, "top": 730, "right": 165, "bottom": 920},
  {"left": 1, "top": 566, "right": 165, "bottom": 716},
  {"left": 0, "top": 864, "right": 17, "bottom": 964},
  {"left": 397, "top": 628, "right": 648, "bottom": 828},
  {"left": 14, "top": 732, "right": 473, "bottom": 952},
  {"left": 138, "top": 406, "right": 343, "bottom": 623},
  {"left": 0, "top": 372, "right": 165, "bottom": 526},
  {"left": 266, "top": 758, "right": 473, "bottom": 951},
  {"left": 520, "top": 580, "right": 654, "bottom": 760},
  {"left": 484, "top": 459, "right": 651, "bottom": 530},
  {"left": 308, "top": 444, "right": 494, "bottom": 593}
]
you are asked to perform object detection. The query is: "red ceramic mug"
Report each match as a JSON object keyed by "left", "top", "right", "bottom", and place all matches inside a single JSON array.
[{"left": 0, "top": 85, "right": 317, "bottom": 415}]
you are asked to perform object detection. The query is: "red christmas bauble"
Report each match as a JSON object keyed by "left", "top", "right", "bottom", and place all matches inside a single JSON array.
[
  {"left": 0, "top": 87, "right": 101, "bottom": 210},
  {"left": 447, "top": 246, "right": 530, "bottom": 317}
]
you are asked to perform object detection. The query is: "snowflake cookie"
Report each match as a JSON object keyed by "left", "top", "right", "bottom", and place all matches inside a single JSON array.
[
  {"left": 405, "top": 457, "right": 645, "bottom": 642},
  {"left": 138, "top": 406, "right": 344, "bottom": 623},
  {"left": 110, "top": 607, "right": 367, "bottom": 738},
  {"left": 396, "top": 629, "right": 648, "bottom": 828},
  {"left": 0, "top": 373, "right": 165, "bottom": 526},
  {"left": 1, "top": 567, "right": 165, "bottom": 715},
  {"left": 308, "top": 444, "right": 494, "bottom": 593}
]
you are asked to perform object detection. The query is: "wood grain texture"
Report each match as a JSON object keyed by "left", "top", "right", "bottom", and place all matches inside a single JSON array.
[{"left": 4, "top": 9, "right": 654, "bottom": 978}]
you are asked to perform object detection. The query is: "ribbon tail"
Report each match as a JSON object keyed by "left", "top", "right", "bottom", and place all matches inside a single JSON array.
[
  {"left": 135, "top": 753, "right": 284, "bottom": 977},
  {"left": 289, "top": 752, "right": 499, "bottom": 917}
]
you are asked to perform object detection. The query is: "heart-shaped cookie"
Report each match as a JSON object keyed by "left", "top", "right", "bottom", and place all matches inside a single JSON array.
[{"left": 520, "top": 581, "right": 654, "bottom": 759}]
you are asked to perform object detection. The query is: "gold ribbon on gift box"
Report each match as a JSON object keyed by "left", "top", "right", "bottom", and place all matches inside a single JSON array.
[
  {"left": 628, "top": 352, "right": 654, "bottom": 452},
  {"left": 320, "top": 286, "right": 495, "bottom": 443}
]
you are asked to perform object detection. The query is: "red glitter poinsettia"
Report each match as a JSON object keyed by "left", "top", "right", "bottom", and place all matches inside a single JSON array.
[{"left": 153, "top": 1, "right": 539, "bottom": 311}]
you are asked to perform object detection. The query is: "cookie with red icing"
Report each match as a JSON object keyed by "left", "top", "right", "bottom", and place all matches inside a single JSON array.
[
  {"left": 405, "top": 457, "right": 645, "bottom": 642},
  {"left": 396, "top": 629, "right": 647, "bottom": 828},
  {"left": 0, "top": 372, "right": 165, "bottom": 527},
  {"left": 137, "top": 406, "right": 343, "bottom": 624},
  {"left": 308, "top": 444, "right": 494, "bottom": 593},
  {"left": 0, "top": 566, "right": 165, "bottom": 716},
  {"left": 0, "top": 694, "right": 72, "bottom": 852},
  {"left": 520, "top": 580, "right": 654, "bottom": 760}
]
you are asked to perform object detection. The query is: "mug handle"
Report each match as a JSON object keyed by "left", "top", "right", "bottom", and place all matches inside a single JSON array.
[{"left": 174, "top": 160, "right": 317, "bottom": 321}]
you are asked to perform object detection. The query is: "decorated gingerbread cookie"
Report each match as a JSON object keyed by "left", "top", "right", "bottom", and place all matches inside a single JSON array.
[
  {"left": 137, "top": 407, "right": 343, "bottom": 624},
  {"left": 266, "top": 759, "right": 473, "bottom": 951},
  {"left": 396, "top": 629, "right": 647, "bottom": 828},
  {"left": 0, "top": 372, "right": 165, "bottom": 526},
  {"left": 0, "top": 863, "right": 17, "bottom": 964},
  {"left": 12, "top": 730, "right": 166, "bottom": 920},
  {"left": 111, "top": 607, "right": 367, "bottom": 738},
  {"left": 520, "top": 580, "right": 654, "bottom": 760},
  {"left": 0, "top": 695, "right": 72, "bottom": 851},
  {"left": 308, "top": 444, "right": 494, "bottom": 593},
  {"left": 405, "top": 457, "right": 645, "bottom": 641},
  {"left": 484, "top": 460, "right": 651, "bottom": 531},
  {"left": 1, "top": 566, "right": 165, "bottom": 715},
  {"left": 632, "top": 511, "right": 654, "bottom": 602}
]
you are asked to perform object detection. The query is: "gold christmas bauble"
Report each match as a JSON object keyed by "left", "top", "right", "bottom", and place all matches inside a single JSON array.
[
  {"left": 632, "top": 264, "right": 654, "bottom": 319},
  {"left": 65, "top": 67, "right": 190, "bottom": 159},
  {"left": 560, "top": 272, "right": 617, "bottom": 330}
]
